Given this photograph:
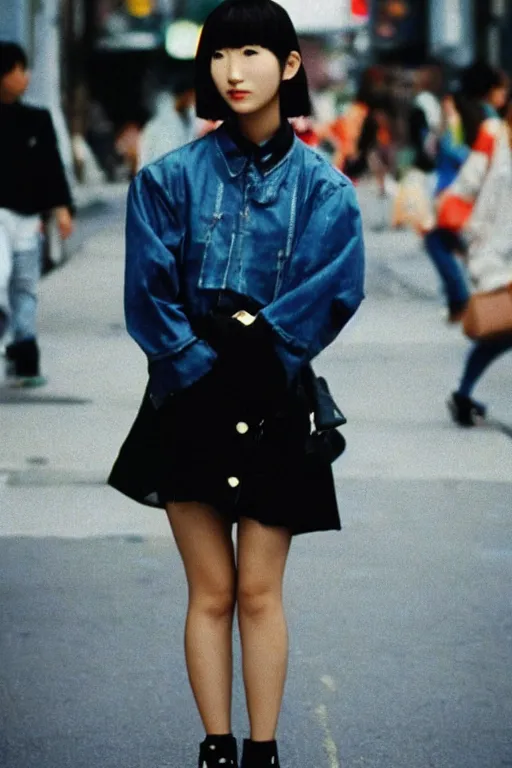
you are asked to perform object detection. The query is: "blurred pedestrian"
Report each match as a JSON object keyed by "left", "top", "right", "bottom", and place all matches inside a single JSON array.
[
  {"left": 0, "top": 41, "right": 74, "bottom": 386},
  {"left": 344, "top": 93, "right": 396, "bottom": 196},
  {"left": 409, "top": 60, "right": 444, "bottom": 176},
  {"left": 109, "top": 1, "right": 365, "bottom": 766},
  {"left": 432, "top": 63, "right": 509, "bottom": 330},
  {"left": 402, "top": 60, "right": 471, "bottom": 321},
  {"left": 322, "top": 66, "right": 384, "bottom": 172},
  {"left": 138, "top": 70, "right": 197, "bottom": 170},
  {"left": 446, "top": 72, "right": 512, "bottom": 426}
]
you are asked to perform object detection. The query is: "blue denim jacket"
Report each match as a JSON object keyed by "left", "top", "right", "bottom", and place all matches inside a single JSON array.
[{"left": 125, "top": 124, "right": 365, "bottom": 405}]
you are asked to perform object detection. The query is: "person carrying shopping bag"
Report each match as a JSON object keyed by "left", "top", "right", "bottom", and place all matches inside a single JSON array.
[
  {"left": 429, "top": 63, "right": 509, "bottom": 328},
  {"left": 108, "top": 2, "right": 365, "bottom": 766},
  {"left": 392, "top": 67, "right": 472, "bottom": 321},
  {"left": 447, "top": 87, "right": 512, "bottom": 426}
]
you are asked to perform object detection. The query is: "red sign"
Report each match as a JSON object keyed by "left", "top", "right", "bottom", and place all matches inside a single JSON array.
[{"left": 352, "top": 0, "right": 369, "bottom": 18}]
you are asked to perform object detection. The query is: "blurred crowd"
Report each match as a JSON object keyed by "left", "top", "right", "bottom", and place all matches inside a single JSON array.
[
  {"left": 340, "top": 59, "right": 512, "bottom": 427},
  {"left": 74, "top": 56, "right": 512, "bottom": 427},
  {"left": 1, "top": 35, "right": 511, "bottom": 425}
]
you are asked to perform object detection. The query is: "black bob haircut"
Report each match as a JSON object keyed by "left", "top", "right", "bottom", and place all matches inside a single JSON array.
[
  {"left": 0, "top": 41, "right": 28, "bottom": 79},
  {"left": 195, "top": 0, "right": 312, "bottom": 120}
]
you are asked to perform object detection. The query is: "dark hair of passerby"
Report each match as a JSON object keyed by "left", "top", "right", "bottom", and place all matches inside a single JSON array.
[
  {"left": 194, "top": 0, "right": 311, "bottom": 120},
  {"left": 0, "top": 41, "right": 28, "bottom": 79},
  {"left": 456, "top": 63, "right": 509, "bottom": 145},
  {"left": 355, "top": 65, "right": 387, "bottom": 106},
  {"left": 452, "top": 91, "right": 484, "bottom": 147},
  {"left": 415, "top": 57, "right": 444, "bottom": 97},
  {"left": 460, "top": 61, "right": 507, "bottom": 102}
]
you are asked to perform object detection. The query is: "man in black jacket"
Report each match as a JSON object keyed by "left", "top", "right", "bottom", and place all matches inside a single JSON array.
[{"left": 0, "top": 41, "right": 74, "bottom": 386}]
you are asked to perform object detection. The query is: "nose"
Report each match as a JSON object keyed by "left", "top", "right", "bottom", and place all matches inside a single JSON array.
[
  {"left": 226, "top": 55, "right": 243, "bottom": 85},
  {"left": 228, "top": 72, "right": 243, "bottom": 85}
]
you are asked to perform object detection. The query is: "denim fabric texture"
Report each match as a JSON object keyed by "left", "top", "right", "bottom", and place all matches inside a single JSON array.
[
  {"left": 424, "top": 228, "right": 470, "bottom": 308},
  {"left": 0, "top": 209, "right": 41, "bottom": 340},
  {"left": 125, "top": 123, "right": 366, "bottom": 406}
]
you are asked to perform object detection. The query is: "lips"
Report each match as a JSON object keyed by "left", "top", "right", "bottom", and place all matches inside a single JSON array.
[{"left": 228, "top": 90, "right": 251, "bottom": 101}]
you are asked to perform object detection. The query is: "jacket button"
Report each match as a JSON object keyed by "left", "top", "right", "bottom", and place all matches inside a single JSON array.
[
  {"left": 236, "top": 422, "right": 249, "bottom": 435},
  {"left": 228, "top": 477, "right": 240, "bottom": 488}
]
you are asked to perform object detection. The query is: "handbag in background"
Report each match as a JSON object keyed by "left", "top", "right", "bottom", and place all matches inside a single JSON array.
[{"left": 463, "top": 283, "right": 512, "bottom": 341}]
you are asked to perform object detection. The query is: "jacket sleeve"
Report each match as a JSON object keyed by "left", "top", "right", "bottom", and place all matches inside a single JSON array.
[
  {"left": 260, "top": 180, "right": 365, "bottom": 383},
  {"left": 438, "top": 132, "right": 470, "bottom": 166},
  {"left": 124, "top": 165, "right": 217, "bottom": 406},
  {"left": 40, "top": 111, "right": 74, "bottom": 212}
]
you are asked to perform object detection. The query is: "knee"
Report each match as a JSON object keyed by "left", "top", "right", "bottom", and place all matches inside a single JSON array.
[
  {"left": 237, "top": 579, "right": 281, "bottom": 620},
  {"left": 191, "top": 583, "right": 236, "bottom": 621}
]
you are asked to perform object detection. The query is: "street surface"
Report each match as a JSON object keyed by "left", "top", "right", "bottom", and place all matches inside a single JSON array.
[{"left": 1, "top": 182, "right": 511, "bottom": 768}]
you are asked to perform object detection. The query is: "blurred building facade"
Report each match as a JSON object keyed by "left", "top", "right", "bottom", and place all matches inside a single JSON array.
[
  {"left": 1, "top": 0, "right": 511, "bottom": 180},
  {"left": 0, "top": 0, "right": 73, "bottom": 168},
  {"left": 370, "top": 0, "right": 512, "bottom": 73}
]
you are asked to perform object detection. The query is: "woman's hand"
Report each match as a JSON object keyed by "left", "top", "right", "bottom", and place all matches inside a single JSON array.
[{"left": 197, "top": 312, "right": 288, "bottom": 411}]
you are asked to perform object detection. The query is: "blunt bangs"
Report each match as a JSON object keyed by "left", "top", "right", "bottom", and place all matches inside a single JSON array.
[{"left": 195, "top": 0, "right": 312, "bottom": 121}]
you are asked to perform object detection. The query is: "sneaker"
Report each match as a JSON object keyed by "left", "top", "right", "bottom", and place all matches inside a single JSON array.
[
  {"left": 448, "top": 392, "right": 487, "bottom": 427},
  {"left": 9, "top": 374, "right": 48, "bottom": 388},
  {"left": 5, "top": 339, "right": 47, "bottom": 388}
]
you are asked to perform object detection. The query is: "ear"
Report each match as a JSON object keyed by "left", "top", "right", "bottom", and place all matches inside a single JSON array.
[{"left": 282, "top": 50, "right": 302, "bottom": 83}]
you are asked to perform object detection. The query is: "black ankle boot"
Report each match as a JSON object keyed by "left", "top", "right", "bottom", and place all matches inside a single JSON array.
[
  {"left": 240, "top": 739, "right": 280, "bottom": 768},
  {"left": 448, "top": 392, "right": 487, "bottom": 427},
  {"left": 198, "top": 734, "right": 238, "bottom": 768}
]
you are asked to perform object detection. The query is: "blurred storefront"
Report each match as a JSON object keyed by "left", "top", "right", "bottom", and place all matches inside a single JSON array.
[
  {"left": 428, "top": 0, "right": 474, "bottom": 68},
  {"left": 0, "top": 0, "right": 72, "bottom": 162},
  {"left": 369, "top": 0, "right": 428, "bottom": 65},
  {"left": 474, "top": 0, "right": 512, "bottom": 73},
  {"left": 368, "top": 0, "right": 512, "bottom": 74}
]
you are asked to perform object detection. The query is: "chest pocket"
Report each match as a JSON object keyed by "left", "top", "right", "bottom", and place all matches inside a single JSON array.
[
  {"left": 196, "top": 181, "right": 238, "bottom": 290},
  {"left": 196, "top": 174, "right": 299, "bottom": 302},
  {"left": 242, "top": 177, "right": 299, "bottom": 300}
]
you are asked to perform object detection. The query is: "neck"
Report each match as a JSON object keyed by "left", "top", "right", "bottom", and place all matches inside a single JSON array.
[
  {"left": 0, "top": 91, "right": 18, "bottom": 105},
  {"left": 236, "top": 98, "right": 282, "bottom": 145}
]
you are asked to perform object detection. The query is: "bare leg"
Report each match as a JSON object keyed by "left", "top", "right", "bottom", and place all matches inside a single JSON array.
[
  {"left": 166, "top": 502, "right": 237, "bottom": 735},
  {"left": 236, "top": 517, "right": 292, "bottom": 741}
]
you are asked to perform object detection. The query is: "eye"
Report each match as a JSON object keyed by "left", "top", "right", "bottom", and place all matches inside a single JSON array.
[
  {"left": 243, "top": 48, "right": 259, "bottom": 57},
  {"left": 212, "top": 51, "right": 224, "bottom": 60}
]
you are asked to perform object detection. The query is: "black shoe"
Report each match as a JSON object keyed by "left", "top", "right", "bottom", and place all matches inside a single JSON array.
[
  {"left": 5, "top": 338, "right": 47, "bottom": 387},
  {"left": 198, "top": 735, "right": 238, "bottom": 768},
  {"left": 240, "top": 739, "right": 280, "bottom": 768},
  {"left": 448, "top": 392, "right": 487, "bottom": 427}
]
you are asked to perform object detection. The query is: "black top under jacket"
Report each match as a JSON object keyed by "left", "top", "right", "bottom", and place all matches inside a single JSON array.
[{"left": 0, "top": 101, "right": 74, "bottom": 215}]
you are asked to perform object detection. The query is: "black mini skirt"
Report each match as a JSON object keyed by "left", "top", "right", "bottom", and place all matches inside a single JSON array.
[{"left": 108, "top": 379, "right": 341, "bottom": 537}]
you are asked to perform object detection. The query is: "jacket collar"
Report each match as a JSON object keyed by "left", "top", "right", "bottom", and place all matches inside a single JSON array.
[{"left": 215, "top": 119, "right": 295, "bottom": 179}]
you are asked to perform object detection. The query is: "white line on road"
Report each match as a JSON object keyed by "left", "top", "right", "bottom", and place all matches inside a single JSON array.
[
  {"left": 320, "top": 675, "right": 337, "bottom": 693},
  {"left": 315, "top": 703, "right": 340, "bottom": 768}
]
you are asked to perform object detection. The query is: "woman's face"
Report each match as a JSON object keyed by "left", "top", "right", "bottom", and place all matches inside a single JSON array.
[
  {"left": 210, "top": 45, "right": 288, "bottom": 117},
  {"left": 489, "top": 85, "right": 509, "bottom": 111}
]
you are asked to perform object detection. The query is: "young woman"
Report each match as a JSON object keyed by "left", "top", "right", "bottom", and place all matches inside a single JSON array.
[{"left": 109, "top": 2, "right": 365, "bottom": 766}]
